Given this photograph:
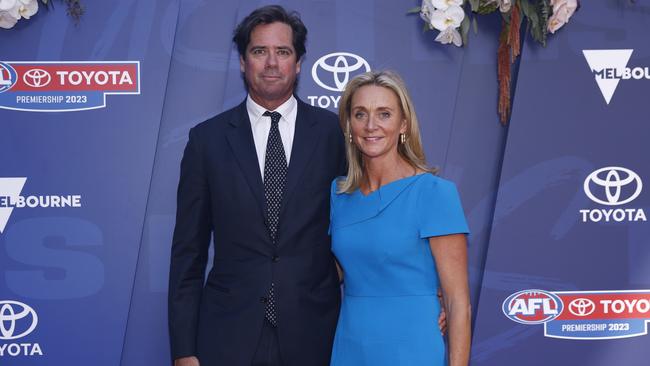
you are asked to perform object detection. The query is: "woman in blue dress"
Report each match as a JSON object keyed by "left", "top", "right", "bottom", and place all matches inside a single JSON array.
[{"left": 329, "top": 70, "right": 471, "bottom": 366}]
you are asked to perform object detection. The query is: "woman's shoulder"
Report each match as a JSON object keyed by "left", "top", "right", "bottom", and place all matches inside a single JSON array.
[
  {"left": 330, "top": 176, "right": 348, "bottom": 196},
  {"left": 413, "top": 172, "right": 460, "bottom": 196},
  {"left": 414, "top": 171, "right": 447, "bottom": 185}
]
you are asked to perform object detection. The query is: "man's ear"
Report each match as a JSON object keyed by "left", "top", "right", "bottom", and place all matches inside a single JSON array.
[{"left": 240, "top": 55, "right": 245, "bottom": 73}]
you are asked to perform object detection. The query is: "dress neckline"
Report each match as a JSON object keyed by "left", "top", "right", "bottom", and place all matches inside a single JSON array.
[{"left": 356, "top": 173, "right": 428, "bottom": 198}]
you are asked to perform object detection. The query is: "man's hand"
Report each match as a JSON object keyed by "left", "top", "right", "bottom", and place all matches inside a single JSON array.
[
  {"left": 174, "top": 356, "right": 199, "bottom": 366},
  {"left": 438, "top": 288, "right": 448, "bottom": 335}
]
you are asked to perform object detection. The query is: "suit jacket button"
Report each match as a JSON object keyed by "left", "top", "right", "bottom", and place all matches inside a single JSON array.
[
  {"left": 272, "top": 255, "right": 279, "bottom": 262},
  {"left": 260, "top": 297, "right": 267, "bottom": 303}
]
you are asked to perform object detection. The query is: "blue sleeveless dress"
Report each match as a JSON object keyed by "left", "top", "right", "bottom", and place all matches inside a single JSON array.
[{"left": 329, "top": 173, "right": 469, "bottom": 366}]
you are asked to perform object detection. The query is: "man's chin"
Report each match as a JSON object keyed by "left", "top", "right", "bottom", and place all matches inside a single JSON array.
[
  {"left": 250, "top": 89, "right": 293, "bottom": 107},
  {"left": 260, "top": 89, "right": 291, "bottom": 99}
]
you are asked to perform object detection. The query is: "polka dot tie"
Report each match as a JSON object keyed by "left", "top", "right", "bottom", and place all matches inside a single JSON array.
[{"left": 262, "top": 110, "right": 286, "bottom": 327}]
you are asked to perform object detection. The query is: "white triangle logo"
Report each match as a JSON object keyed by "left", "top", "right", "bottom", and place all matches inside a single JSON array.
[
  {"left": 0, "top": 177, "right": 27, "bottom": 233},
  {"left": 582, "top": 49, "right": 633, "bottom": 104}
]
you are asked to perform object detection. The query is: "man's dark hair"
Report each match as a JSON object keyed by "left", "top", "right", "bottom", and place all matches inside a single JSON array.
[{"left": 233, "top": 5, "right": 307, "bottom": 61}]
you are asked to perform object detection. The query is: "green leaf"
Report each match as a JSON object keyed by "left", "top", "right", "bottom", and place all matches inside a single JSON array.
[
  {"left": 519, "top": 0, "right": 531, "bottom": 17},
  {"left": 469, "top": 0, "right": 480, "bottom": 12},
  {"left": 521, "top": 1, "right": 539, "bottom": 26},
  {"left": 476, "top": 1, "right": 498, "bottom": 15},
  {"left": 539, "top": 0, "right": 550, "bottom": 35},
  {"left": 422, "top": 21, "right": 431, "bottom": 33},
  {"left": 501, "top": 8, "right": 511, "bottom": 23},
  {"left": 528, "top": 0, "right": 550, "bottom": 46},
  {"left": 520, "top": 1, "right": 540, "bottom": 44},
  {"left": 406, "top": 6, "right": 421, "bottom": 15},
  {"left": 519, "top": 0, "right": 546, "bottom": 46},
  {"left": 460, "top": 15, "right": 470, "bottom": 46},
  {"left": 472, "top": 16, "right": 478, "bottom": 34}
]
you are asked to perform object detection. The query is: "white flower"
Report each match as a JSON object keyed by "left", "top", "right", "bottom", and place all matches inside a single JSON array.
[
  {"left": 16, "top": 0, "right": 37, "bottom": 20},
  {"left": 499, "top": 0, "right": 512, "bottom": 13},
  {"left": 432, "top": 0, "right": 463, "bottom": 11},
  {"left": 0, "top": 0, "right": 17, "bottom": 11},
  {"left": 435, "top": 27, "right": 462, "bottom": 47},
  {"left": 547, "top": 0, "right": 578, "bottom": 33},
  {"left": 430, "top": 5, "right": 465, "bottom": 31},
  {"left": 550, "top": 0, "right": 578, "bottom": 13},
  {"left": 420, "top": 0, "right": 436, "bottom": 24},
  {"left": 0, "top": 10, "right": 18, "bottom": 29},
  {"left": 0, "top": 0, "right": 18, "bottom": 19},
  {"left": 0, "top": 0, "right": 37, "bottom": 28}
]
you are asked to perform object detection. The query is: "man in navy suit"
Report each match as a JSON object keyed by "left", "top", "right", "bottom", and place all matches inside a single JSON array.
[{"left": 168, "top": 5, "right": 346, "bottom": 366}]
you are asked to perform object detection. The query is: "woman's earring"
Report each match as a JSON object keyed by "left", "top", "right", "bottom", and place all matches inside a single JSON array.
[
  {"left": 348, "top": 133, "right": 352, "bottom": 143},
  {"left": 400, "top": 133, "right": 406, "bottom": 144}
]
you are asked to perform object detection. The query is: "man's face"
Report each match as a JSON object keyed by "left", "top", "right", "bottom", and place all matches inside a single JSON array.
[{"left": 240, "top": 22, "right": 301, "bottom": 110}]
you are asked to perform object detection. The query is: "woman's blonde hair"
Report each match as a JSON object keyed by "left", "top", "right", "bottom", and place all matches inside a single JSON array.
[{"left": 337, "top": 70, "right": 436, "bottom": 194}]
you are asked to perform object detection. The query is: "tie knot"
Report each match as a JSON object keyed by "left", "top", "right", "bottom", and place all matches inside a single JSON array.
[{"left": 263, "top": 111, "right": 282, "bottom": 124}]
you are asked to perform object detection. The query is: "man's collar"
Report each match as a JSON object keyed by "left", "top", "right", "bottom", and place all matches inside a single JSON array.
[{"left": 246, "top": 95, "right": 297, "bottom": 123}]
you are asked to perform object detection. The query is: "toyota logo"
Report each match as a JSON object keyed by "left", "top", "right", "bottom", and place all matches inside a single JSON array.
[
  {"left": 23, "top": 68, "right": 51, "bottom": 88},
  {"left": 584, "top": 167, "right": 642, "bottom": 206},
  {"left": 568, "top": 298, "right": 596, "bottom": 317},
  {"left": 311, "top": 52, "right": 371, "bottom": 92},
  {"left": 0, "top": 300, "right": 38, "bottom": 340}
]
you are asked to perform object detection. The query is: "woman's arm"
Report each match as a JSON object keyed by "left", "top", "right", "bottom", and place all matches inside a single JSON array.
[{"left": 429, "top": 233, "right": 471, "bottom": 366}]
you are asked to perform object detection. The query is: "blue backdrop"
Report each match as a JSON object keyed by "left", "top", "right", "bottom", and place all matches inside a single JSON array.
[
  {"left": 472, "top": 2, "right": 650, "bottom": 365},
  {"left": 0, "top": 0, "right": 647, "bottom": 365}
]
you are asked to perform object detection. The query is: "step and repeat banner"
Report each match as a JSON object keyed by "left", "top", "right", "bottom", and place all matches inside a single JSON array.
[
  {"left": 472, "top": 2, "right": 650, "bottom": 366},
  {"left": 0, "top": 0, "right": 647, "bottom": 365},
  {"left": 0, "top": 1, "right": 178, "bottom": 365},
  {"left": 118, "top": 1, "right": 505, "bottom": 365}
]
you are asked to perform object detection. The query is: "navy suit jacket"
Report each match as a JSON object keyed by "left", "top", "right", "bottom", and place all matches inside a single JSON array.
[{"left": 168, "top": 98, "right": 346, "bottom": 366}]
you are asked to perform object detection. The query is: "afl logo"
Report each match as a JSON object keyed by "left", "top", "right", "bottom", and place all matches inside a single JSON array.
[
  {"left": 502, "top": 289, "right": 563, "bottom": 325},
  {"left": 584, "top": 167, "right": 642, "bottom": 206},
  {"left": 311, "top": 52, "right": 371, "bottom": 92},
  {"left": 0, "top": 300, "right": 39, "bottom": 340},
  {"left": 0, "top": 62, "right": 17, "bottom": 93}
]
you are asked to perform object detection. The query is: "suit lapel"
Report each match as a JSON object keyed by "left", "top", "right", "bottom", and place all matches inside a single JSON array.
[
  {"left": 279, "top": 99, "right": 319, "bottom": 221},
  {"left": 225, "top": 101, "right": 266, "bottom": 216},
  {"left": 225, "top": 98, "right": 321, "bottom": 245}
]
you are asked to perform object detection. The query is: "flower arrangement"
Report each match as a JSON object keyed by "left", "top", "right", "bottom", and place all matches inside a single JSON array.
[
  {"left": 411, "top": 0, "right": 579, "bottom": 124},
  {"left": 0, "top": 0, "right": 83, "bottom": 30}
]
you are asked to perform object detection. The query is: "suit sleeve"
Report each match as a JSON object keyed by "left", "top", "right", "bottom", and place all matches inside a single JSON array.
[
  {"left": 168, "top": 127, "right": 213, "bottom": 360},
  {"left": 333, "top": 116, "right": 347, "bottom": 176}
]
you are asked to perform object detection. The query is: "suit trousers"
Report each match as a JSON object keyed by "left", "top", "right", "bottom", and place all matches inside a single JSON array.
[{"left": 251, "top": 319, "right": 283, "bottom": 366}]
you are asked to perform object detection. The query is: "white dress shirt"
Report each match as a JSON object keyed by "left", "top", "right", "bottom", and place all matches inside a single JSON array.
[{"left": 247, "top": 95, "right": 297, "bottom": 180}]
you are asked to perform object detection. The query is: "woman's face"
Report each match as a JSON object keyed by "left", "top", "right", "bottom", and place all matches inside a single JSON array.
[{"left": 349, "top": 85, "right": 407, "bottom": 161}]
